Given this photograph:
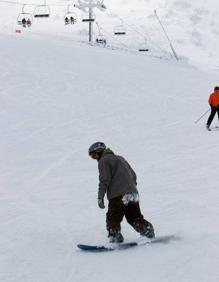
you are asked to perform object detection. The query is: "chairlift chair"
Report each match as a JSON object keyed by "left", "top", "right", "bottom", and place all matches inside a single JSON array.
[
  {"left": 34, "top": 3, "right": 51, "bottom": 18},
  {"left": 138, "top": 48, "right": 149, "bottom": 52},
  {"left": 17, "top": 13, "right": 33, "bottom": 26},
  {"left": 138, "top": 41, "right": 149, "bottom": 52},
  {"left": 96, "top": 35, "right": 107, "bottom": 45},
  {"left": 64, "top": 14, "right": 77, "bottom": 25},
  {"left": 64, "top": 5, "right": 77, "bottom": 25},
  {"left": 114, "top": 25, "right": 126, "bottom": 35},
  {"left": 17, "top": 4, "right": 33, "bottom": 26}
]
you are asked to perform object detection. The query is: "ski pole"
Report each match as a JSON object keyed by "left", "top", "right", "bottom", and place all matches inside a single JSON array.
[{"left": 194, "top": 108, "right": 210, "bottom": 124}]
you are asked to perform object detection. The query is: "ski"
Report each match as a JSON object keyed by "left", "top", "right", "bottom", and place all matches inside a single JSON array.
[{"left": 207, "top": 126, "right": 219, "bottom": 131}]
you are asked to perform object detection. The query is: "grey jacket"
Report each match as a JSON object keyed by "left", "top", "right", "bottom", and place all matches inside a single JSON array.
[{"left": 98, "top": 149, "right": 138, "bottom": 200}]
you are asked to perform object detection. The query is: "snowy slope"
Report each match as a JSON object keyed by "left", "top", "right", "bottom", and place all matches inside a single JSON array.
[
  {"left": 103, "top": 0, "right": 219, "bottom": 71},
  {"left": 0, "top": 0, "right": 219, "bottom": 71},
  {"left": 0, "top": 32, "right": 219, "bottom": 282}
]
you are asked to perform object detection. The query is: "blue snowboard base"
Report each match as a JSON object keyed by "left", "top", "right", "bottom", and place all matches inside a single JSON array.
[{"left": 77, "top": 234, "right": 176, "bottom": 252}]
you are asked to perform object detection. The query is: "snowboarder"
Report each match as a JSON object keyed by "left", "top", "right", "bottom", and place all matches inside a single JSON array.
[
  {"left": 206, "top": 86, "right": 219, "bottom": 130},
  {"left": 88, "top": 142, "right": 155, "bottom": 243}
]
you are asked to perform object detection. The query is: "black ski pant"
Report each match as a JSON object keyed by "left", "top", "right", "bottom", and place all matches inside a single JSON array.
[
  {"left": 207, "top": 105, "right": 219, "bottom": 126},
  {"left": 106, "top": 196, "right": 153, "bottom": 236}
]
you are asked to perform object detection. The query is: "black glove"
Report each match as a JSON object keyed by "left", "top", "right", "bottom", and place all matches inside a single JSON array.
[{"left": 98, "top": 198, "right": 105, "bottom": 209}]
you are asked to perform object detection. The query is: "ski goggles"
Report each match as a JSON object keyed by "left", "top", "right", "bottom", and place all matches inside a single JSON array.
[{"left": 89, "top": 151, "right": 99, "bottom": 159}]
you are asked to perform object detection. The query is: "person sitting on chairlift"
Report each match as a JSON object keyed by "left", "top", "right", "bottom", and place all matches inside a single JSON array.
[
  {"left": 26, "top": 19, "right": 31, "bottom": 27},
  {"left": 22, "top": 18, "right": 26, "bottom": 27},
  {"left": 65, "top": 17, "right": 69, "bottom": 25},
  {"left": 70, "top": 16, "right": 76, "bottom": 24}
]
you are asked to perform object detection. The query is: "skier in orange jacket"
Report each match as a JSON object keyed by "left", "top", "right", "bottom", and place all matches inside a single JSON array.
[{"left": 206, "top": 86, "right": 219, "bottom": 130}]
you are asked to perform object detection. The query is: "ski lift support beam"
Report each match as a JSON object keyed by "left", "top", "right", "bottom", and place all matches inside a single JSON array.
[{"left": 74, "top": 0, "right": 106, "bottom": 43}]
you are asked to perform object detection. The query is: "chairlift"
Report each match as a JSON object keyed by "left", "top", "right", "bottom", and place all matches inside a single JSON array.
[
  {"left": 138, "top": 41, "right": 149, "bottom": 52},
  {"left": 34, "top": 1, "right": 51, "bottom": 18},
  {"left": 96, "top": 35, "right": 107, "bottom": 45},
  {"left": 95, "top": 22, "right": 106, "bottom": 45},
  {"left": 64, "top": 5, "right": 77, "bottom": 25},
  {"left": 138, "top": 48, "right": 149, "bottom": 52},
  {"left": 17, "top": 4, "right": 33, "bottom": 27},
  {"left": 114, "top": 24, "right": 126, "bottom": 35}
]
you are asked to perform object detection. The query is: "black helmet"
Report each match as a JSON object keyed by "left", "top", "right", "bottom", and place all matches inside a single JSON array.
[{"left": 88, "top": 142, "right": 106, "bottom": 156}]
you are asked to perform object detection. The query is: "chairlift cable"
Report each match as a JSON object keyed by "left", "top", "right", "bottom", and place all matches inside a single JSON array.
[
  {"left": 117, "top": 14, "right": 165, "bottom": 52},
  {"left": 0, "top": 0, "right": 78, "bottom": 7},
  {"left": 95, "top": 21, "right": 130, "bottom": 50},
  {"left": 106, "top": 6, "right": 171, "bottom": 55},
  {"left": 131, "top": 21, "right": 169, "bottom": 54}
]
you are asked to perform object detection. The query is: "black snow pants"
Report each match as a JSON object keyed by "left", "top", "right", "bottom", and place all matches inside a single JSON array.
[
  {"left": 207, "top": 105, "right": 219, "bottom": 126},
  {"left": 106, "top": 196, "right": 154, "bottom": 237}
]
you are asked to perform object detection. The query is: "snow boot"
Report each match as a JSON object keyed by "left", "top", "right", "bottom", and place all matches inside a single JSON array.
[
  {"left": 206, "top": 124, "right": 211, "bottom": 131},
  {"left": 141, "top": 223, "right": 155, "bottom": 239},
  {"left": 108, "top": 229, "right": 124, "bottom": 243},
  {"left": 132, "top": 219, "right": 155, "bottom": 239}
]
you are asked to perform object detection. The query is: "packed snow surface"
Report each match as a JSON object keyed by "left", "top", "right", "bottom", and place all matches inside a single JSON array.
[{"left": 0, "top": 1, "right": 219, "bottom": 282}]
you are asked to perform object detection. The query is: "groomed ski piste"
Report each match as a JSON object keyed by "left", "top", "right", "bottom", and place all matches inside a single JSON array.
[{"left": 0, "top": 1, "right": 219, "bottom": 282}]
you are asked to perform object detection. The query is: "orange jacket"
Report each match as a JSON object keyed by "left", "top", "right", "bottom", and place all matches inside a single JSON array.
[{"left": 209, "top": 87, "right": 219, "bottom": 106}]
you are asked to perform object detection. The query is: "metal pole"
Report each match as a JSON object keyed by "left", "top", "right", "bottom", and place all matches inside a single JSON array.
[
  {"left": 89, "top": 7, "right": 92, "bottom": 43},
  {"left": 154, "top": 10, "right": 179, "bottom": 61},
  {"left": 75, "top": 0, "right": 106, "bottom": 43},
  {"left": 194, "top": 108, "right": 210, "bottom": 124}
]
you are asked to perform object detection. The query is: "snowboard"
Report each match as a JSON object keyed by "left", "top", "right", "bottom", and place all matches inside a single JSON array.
[{"left": 77, "top": 234, "right": 176, "bottom": 252}]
